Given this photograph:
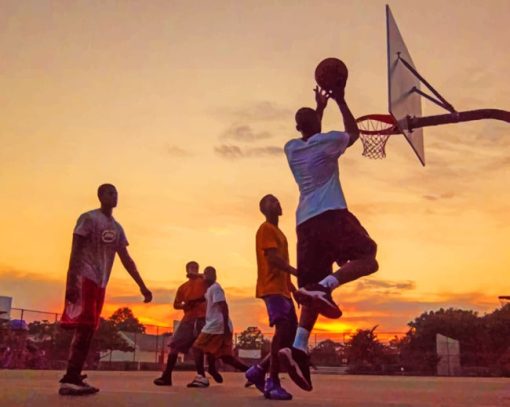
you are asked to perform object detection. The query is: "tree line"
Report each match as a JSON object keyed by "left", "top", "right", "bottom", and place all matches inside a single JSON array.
[{"left": 236, "top": 305, "right": 510, "bottom": 377}]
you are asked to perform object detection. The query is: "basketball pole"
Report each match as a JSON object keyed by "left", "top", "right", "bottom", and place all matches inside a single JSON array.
[{"left": 405, "top": 109, "right": 510, "bottom": 132}]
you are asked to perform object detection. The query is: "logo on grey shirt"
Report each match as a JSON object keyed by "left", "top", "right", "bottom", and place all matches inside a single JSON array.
[{"left": 101, "top": 229, "right": 117, "bottom": 244}]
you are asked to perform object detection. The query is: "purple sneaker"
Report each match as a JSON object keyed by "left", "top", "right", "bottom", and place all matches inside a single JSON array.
[
  {"left": 264, "top": 378, "right": 292, "bottom": 401},
  {"left": 245, "top": 364, "right": 265, "bottom": 393}
]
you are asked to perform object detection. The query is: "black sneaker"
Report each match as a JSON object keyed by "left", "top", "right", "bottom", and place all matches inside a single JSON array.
[
  {"left": 293, "top": 283, "right": 342, "bottom": 319},
  {"left": 59, "top": 374, "right": 99, "bottom": 396},
  {"left": 208, "top": 367, "right": 224, "bottom": 384},
  {"left": 278, "top": 347, "right": 312, "bottom": 392},
  {"left": 153, "top": 376, "right": 172, "bottom": 386}
]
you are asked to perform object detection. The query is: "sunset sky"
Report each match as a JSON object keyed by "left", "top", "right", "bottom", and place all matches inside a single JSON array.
[{"left": 1, "top": 0, "right": 509, "bottom": 337}]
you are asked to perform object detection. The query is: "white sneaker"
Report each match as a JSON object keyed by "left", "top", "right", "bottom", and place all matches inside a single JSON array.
[
  {"left": 58, "top": 374, "right": 99, "bottom": 396},
  {"left": 187, "top": 375, "right": 210, "bottom": 388}
]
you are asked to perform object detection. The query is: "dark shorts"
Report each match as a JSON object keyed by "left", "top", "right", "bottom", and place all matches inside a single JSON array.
[
  {"left": 263, "top": 295, "right": 298, "bottom": 328},
  {"left": 297, "top": 209, "right": 377, "bottom": 288},
  {"left": 170, "top": 318, "right": 205, "bottom": 353}
]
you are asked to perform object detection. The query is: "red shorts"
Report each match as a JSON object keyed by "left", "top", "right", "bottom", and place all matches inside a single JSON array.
[{"left": 60, "top": 277, "right": 106, "bottom": 330}]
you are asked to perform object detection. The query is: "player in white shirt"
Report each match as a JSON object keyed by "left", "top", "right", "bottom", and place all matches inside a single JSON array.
[
  {"left": 278, "top": 85, "right": 378, "bottom": 391},
  {"left": 189, "top": 266, "right": 248, "bottom": 387}
]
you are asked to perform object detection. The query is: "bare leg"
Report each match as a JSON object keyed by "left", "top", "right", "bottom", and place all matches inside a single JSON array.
[
  {"left": 331, "top": 256, "right": 378, "bottom": 286},
  {"left": 161, "top": 351, "right": 178, "bottom": 379},
  {"left": 64, "top": 326, "right": 95, "bottom": 380},
  {"left": 219, "top": 355, "right": 249, "bottom": 372},
  {"left": 193, "top": 347, "right": 205, "bottom": 376},
  {"left": 207, "top": 354, "right": 224, "bottom": 383},
  {"left": 299, "top": 305, "right": 319, "bottom": 332},
  {"left": 269, "top": 320, "right": 295, "bottom": 384}
]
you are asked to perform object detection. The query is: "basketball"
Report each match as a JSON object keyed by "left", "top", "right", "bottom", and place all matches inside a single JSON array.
[{"left": 314, "top": 58, "right": 348, "bottom": 91}]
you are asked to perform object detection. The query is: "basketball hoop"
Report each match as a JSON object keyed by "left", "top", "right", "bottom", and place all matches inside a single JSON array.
[{"left": 356, "top": 114, "right": 399, "bottom": 159}]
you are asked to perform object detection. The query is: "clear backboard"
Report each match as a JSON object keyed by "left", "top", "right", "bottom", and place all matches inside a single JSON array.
[{"left": 387, "top": 5, "right": 425, "bottom": 166}]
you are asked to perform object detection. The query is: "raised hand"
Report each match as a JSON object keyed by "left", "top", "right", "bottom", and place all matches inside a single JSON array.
[
  {"left": 314, "top": 85, "right": 330, "bottom": 111},
  {"left": 328, "top": 83, "right": 345, "bottom": 103}
]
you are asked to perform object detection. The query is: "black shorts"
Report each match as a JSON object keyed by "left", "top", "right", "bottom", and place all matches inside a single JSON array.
[
  {"left": 297, "top": 209, "right": 377, "bottom": 288},
  {"left": 169, "top": 318, "right": 205, "bottom": 353}
]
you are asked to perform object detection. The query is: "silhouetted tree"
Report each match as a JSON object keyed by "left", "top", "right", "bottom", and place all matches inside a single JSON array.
[
  {"left": 345, "top": 326, "right": 395, "bottom": 374},
  {"left": 108, "top": 307, "right": 145, "bottom": 333},
  {"left": 310, "top": 339, "right": 343, "bottom": 367}
]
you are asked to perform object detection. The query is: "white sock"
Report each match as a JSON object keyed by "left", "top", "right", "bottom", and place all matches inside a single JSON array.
[
  {"left": 293, "top": 327, "right": 310, "bottom": 353},
  {"left": 319, "top": 275, "right": 340, "bottom": 290}
]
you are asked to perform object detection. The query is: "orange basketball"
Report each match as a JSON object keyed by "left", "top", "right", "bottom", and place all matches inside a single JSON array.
[{"left": 314, "top": 58, "right": 348, "bottom": 91}]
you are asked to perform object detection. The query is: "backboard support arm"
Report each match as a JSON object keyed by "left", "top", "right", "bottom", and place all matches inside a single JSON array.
[
  {"left": 406, "top": 109, "right": 510, "bottom": 131},
  {"left": 398, "top": 54, "right": 456, "bottom": 113},
  {"left": 411, "top": 87, "right": 453, "bottom": 112}
]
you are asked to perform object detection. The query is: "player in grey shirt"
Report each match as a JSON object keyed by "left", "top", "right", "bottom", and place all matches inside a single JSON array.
[{"left": 59, "top": 184, "right": 152, "bottom": 396}]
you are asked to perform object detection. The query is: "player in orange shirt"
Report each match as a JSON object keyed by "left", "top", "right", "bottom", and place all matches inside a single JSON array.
[
  {"left": 245, "top": 194, "right": 298, "bottom": 400},
  {"left": 154, "top": 261, "right": 221, "bottom": 387}
]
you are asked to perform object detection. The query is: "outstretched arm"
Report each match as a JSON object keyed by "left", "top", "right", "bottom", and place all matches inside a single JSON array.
[
  {"left": 175, "top": 296, "right": 206, "bottom": 311},
  {"left": 265, "top": 248, "right": 298, "bottom": 276},
  {"left": 331, "top": 87, "right": 359, "bottom": 147},
  {"left": 117, "top": 246, "right": 152, "bottom": 303}
]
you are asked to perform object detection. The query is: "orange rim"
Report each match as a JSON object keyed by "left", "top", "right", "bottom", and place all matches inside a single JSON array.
[{"left": 356, "top": 114, "right": 399, "bottom": 135}]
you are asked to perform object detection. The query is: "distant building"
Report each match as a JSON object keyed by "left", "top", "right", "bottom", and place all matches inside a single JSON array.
[
  {"left": 101, "top": 331, "right": 172, "bottom": 364},
  {"left": 0, "top": 296, "right": 12, "bottom": 321}
]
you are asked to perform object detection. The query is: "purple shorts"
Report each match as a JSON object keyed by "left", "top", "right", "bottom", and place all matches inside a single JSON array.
[{"left": 263, "top": 295, "right": 298, "bottom": 328}]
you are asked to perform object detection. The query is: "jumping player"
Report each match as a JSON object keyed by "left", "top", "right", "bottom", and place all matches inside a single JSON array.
[
  {"left": 245, "top": 194, "right": 298, "bottom": 400},
  {"left": 278, "top": 85, "right": 378, "bottom": 391},
  {"left": 59, "top": 183, "right": 152, "bottom": 396},
  {"left": 154, "top": 261, "right": 221, "bottom": 388},
  {"left": 191, "top": 266, "right": 248, "bottom": 387}
]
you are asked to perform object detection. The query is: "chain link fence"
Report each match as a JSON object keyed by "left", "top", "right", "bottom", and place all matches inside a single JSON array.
[
  {"left": 6, "top": 307, "right": 505, "bottom": 376},
  {"left": 0, "top": 308, "right": 176, "bottom": 371},
  {"left": 1, "top": 307, "right": 406, "bottom": 371}
]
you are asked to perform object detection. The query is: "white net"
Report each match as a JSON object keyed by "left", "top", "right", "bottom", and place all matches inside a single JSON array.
[
  {"left": 359, "top": 133, "right": 391, "bottom": 159},
  {"left": 356, "top": 115, "right": 397, "bottom": 159}
]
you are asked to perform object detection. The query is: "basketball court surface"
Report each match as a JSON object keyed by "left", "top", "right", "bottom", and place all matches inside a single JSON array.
[{"left": 1, "top": 370, "right": 508, "bottom": 407}]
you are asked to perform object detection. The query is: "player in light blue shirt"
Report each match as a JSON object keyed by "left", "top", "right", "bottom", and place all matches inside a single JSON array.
[{"left": 279, "top": 85, "right": 379, "bottom": 392}]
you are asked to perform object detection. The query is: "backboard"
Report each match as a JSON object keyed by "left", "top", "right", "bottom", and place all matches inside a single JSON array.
[
  {"left": 387, "top": 5, "right": 425, "bottom": 166},
  {"left": 0, "top": 296, "right": 12, "bottom": 321}
]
